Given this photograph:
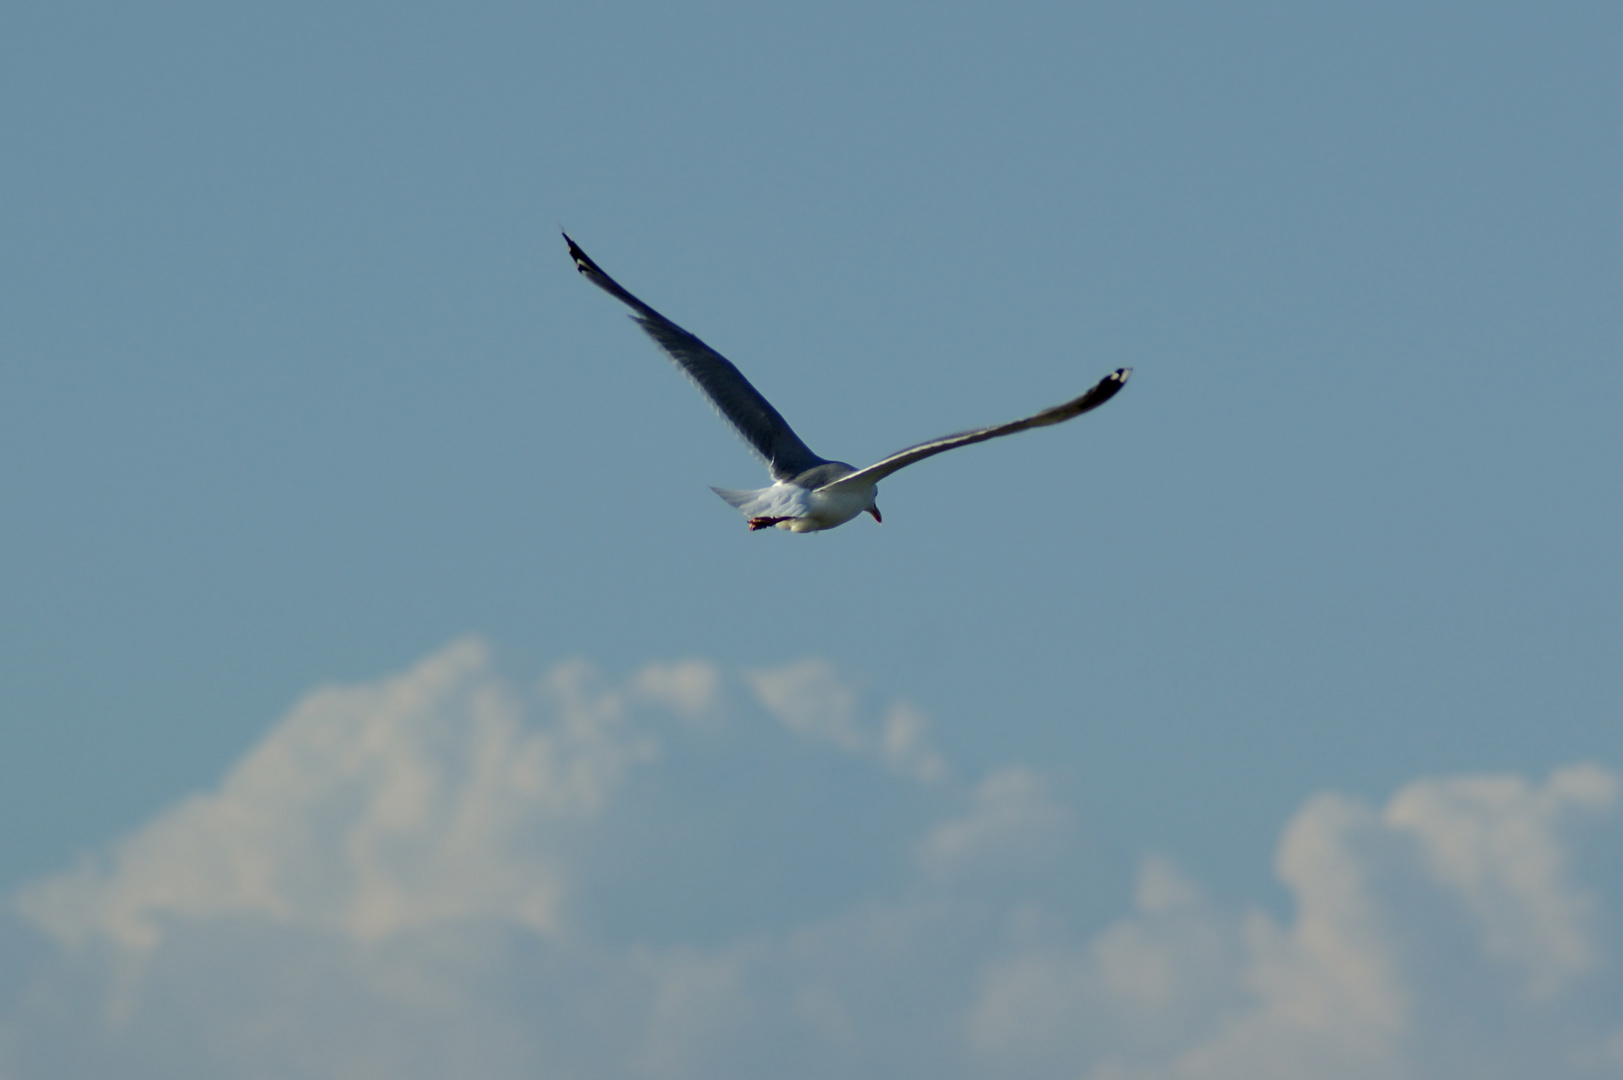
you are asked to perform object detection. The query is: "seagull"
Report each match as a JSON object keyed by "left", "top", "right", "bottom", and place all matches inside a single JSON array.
[{"left": 565, "top": 233, "right": 1130, "bottom": 533}]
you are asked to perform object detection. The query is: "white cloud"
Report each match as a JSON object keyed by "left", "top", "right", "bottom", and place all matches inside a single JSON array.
[
  {"left": 15, "top": 640, "right": 657, "bottom": 951},
  {"left": 745, "top": 659, "right": 948, "bottom": 781},
  {"left": 631, "top": 943, "right": 760, "bottom": 1077},
  {"left": 745, "top": 658, "right": 865, "bottom": 752},
  {"left": 1171, "top": 792, "right": 1414, "bottom": 1080},
  {"left": 1385, "top": 764, "right": 1617, "bottom": 997},
  {"left": 970, "top": 856, "right": 1239, "bottom": 1069},
  {"left": 966, "top": 767, "right": 1623, "bottom": 1080},
  {"left": 915, "top": 766, "right": 1069, "bottom": 878},
  {"left": 880, "top": 702, "right": 949, "bottom": 783},
  {"left": 4, "top": 641, "right": 1621, "bottom": 1080},
  {"left": 630, "top": 660, "right": 723, "bottom": 725}
]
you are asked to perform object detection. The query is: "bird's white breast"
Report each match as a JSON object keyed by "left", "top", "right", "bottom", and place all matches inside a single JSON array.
[{"left": 792, "top": 483, "right": 875, "bottom": 531}]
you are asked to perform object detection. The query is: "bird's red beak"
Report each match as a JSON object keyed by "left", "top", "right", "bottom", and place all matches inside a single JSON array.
[{"left": 866, "top": 506, "right": 882, "bottom": 523}]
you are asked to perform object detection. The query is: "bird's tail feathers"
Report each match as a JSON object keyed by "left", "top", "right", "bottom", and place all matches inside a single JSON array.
[{"left": 711, "top": 487, "right": 764, "bottom": 511}]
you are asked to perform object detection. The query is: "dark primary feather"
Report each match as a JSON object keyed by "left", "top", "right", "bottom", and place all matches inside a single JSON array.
[
  {"left": 818, "top": 368, "right": 1132, "bottom": 492},
  {"left": 564, "top": 233, "right": 828, "bottom": 481}
]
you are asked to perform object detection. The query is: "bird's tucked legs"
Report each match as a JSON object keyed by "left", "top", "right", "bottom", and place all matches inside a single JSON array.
[{"left": 748, "top": 516, "right": 792, "bottom": 531}]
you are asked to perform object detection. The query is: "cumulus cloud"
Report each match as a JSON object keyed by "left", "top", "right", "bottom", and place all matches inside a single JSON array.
[
  {"left": 967, "top": 767, "right": 1623, "bottom": 1080},
  {"left": 745, "top": 659, "right": 948, "bottom": 782},
  {"left": 15, "top": 639, "right": 650, "bottom": 950},
  {"left": 880, "top": 702, "right": 949, "bottom": 783},
  {"left": 4, "top": 641, "right": 1621, "bottom": 1080},
  {"left": 1385, "top": 764, "right": 1617, "bottom": 997},
  {"left": 915, "top": 766, "right": 1069, "bottom": 878},
  {"left": 745, "top": 658, "right": 865, "bottom": 752},
  {"left": 970, "top": 855, "right": 1240, "bottom": 1070},
  {"left": 629, "top": 659, "right": 723, "bottom": 725}
]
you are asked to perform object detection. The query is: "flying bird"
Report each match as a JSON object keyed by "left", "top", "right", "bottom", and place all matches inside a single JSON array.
[{"left": 565, "top": 233, "right": 1130, "bottom": 532}]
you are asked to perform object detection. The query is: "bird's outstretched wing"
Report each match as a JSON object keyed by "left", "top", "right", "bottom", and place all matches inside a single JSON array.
[
  {"left": 565, "top": 233, "right": 827, "bottom": 481},
  {"left": 818, "top": 368, "right": 1131, "bottom": 493}
]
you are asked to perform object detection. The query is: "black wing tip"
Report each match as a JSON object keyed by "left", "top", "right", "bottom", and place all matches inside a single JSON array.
[
  {"left": 1078, "top": 366, "right": 1131, "bottom": 410},
  {"left": 562, "top": 231, "right": 599, "bottom": 277}
]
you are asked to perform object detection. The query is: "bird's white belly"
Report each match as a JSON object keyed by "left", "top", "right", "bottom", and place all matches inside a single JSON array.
[
  {"left": 784, "top": 484, "right": 873, "bottom": 531},
  {"left": 719, "top": 479, "right": 875, "bottom": 532}
]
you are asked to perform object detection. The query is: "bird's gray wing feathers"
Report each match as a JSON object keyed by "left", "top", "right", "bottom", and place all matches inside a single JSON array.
[
  {"left": 565, "top": 233, "right": 827, "bottom": 481},
  {"left": 818, "top": 368, "right": 1131, "bottom": 493}
]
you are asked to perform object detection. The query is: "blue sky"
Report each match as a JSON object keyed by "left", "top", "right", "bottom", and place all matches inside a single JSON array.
[{"left": 3, "top": 2, "right": 1621, "bottom": 1076}]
